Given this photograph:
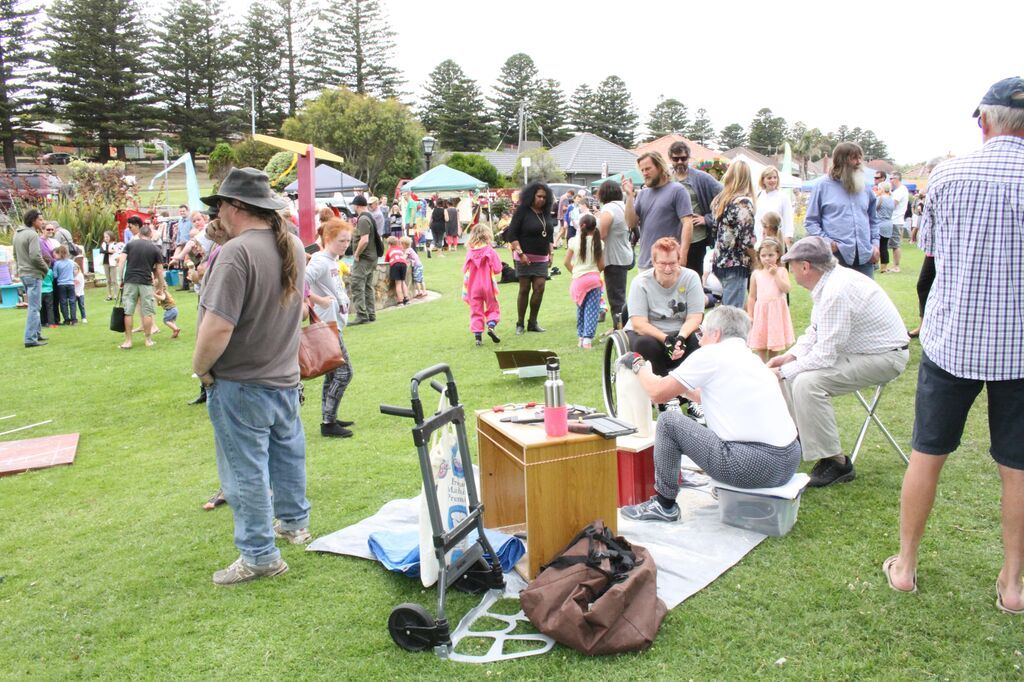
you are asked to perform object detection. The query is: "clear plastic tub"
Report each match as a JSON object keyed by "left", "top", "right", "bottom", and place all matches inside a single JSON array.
[{"left": 715, "top": 487, "right": 803, "bottom": 537}]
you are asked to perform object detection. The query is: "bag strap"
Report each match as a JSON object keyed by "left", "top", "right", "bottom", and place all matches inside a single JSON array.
[{"left": 306, "top": 303, "right": 321, "bottom": 326}]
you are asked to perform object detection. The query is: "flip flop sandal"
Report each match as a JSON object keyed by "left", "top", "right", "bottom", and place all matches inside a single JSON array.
[
  {"left": 883, "top": 555, "right": 917, "bottom": 593},
  {"left": 202, "top": 491, "right": 227, "bottom": 511},
  {"left": 996, "top": 581, "right": 1024, "bottom": 615}
]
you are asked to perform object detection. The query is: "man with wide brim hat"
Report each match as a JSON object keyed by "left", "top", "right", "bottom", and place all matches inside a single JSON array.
[
  {"left": 201, "top": 167, "right": 289, "bottom": 213},
  {"left": 192, "top": 166, "right": 311, "bottom": 586}
]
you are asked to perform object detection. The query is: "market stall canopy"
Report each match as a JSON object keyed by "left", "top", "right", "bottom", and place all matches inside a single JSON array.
[
  {"left": 283, "top": 164, "right": 368, "bottom": 194},
  {"left": 590, "top": 168, "right": 644, "bottom": 188},
  {"left": 405, "top": 164, "right": 487, "bottom": 193}
]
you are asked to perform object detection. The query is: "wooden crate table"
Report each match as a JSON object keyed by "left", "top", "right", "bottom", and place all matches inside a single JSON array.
[{"left": 476, "top": 409, "right": 618, "bottom": 579}]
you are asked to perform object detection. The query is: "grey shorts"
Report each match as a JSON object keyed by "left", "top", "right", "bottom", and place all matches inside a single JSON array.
[
  {"left": 122, "top": 283, "right": 155, "bottom": 317},
  {"left": 889, "top": 226, "right": 902, "bottom": 249}
]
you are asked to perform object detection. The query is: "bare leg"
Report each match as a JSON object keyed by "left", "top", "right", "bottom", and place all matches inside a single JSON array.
[
  {"left": 142, "top": 315, "right": 155, "bottom": 346},
  {"left": 891, "top": 450, "right": 948, "bottom": 590},
  {"left": 121, "top": 313, "right": 133, "bottom": 348},
  {"left": 998, "top": 464, "right": 1024, "bottom": 611}
]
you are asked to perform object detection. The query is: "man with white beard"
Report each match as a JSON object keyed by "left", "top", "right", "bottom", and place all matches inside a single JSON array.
[{"left": 804, "top": 142, "right": 880, "bottom": 278}]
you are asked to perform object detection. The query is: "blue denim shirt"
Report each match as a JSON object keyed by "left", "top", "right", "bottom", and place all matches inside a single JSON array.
[{"left": 804, "top": 178, "right": 879, "bottom": 265}]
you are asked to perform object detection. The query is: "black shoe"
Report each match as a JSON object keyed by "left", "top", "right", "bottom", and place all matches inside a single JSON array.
[
  {"left": 335, "top": 419, "right": 354, "bottom": 428},
  {"left": 808, "top": 456, "right": 856, "bottom": 488},
  {"left": 321, "top": 422, "right": 353, "bottom": 438},
  {"left": 474, "top": 333, "right": 483, "bottom": 346},
  {"left": 487, "top": 328, "right": 501, "bottom": 344},
  {"left": 515, "top": 323, "right": 525, "bottom": 336},
  {"left": 188, "top": 387, "right": 208, "bottom": 405},
  {"left": 36, "top": 335, "right": 48, "bottom": 342},
  {"left": 24, "top": 340, "right": 47, "bottom": 347},
  {"left": 527, "top": 321, "right": 546, "bottom": 333}
]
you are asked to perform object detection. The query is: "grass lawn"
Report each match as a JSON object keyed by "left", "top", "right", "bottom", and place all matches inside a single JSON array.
[{"left": 1, "top": 245, "right": 1020, "bottom": 680}]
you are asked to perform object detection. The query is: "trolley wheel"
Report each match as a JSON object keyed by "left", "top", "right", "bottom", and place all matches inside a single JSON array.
[
  {"left": 602, "top": 329, "right": 631, "bottom": 417},
  {"left": 388, "top": 603, "right": 436, "bottom": 652}
]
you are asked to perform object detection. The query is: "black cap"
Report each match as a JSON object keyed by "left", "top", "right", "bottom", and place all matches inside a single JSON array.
[
  {"left": 973, "top": 76, "right": 1024, "bottom": 117},
  {"left": 351, "top": 195, "right": 368, "bottom": 207}
]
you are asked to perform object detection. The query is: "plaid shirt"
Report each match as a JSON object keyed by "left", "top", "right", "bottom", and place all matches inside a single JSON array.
[
  {"left": 920, "top": 136, "right": 1024, "bottom": 381},
  {"left": 782, "top": 266, "right": 908, "bottom": 379}
]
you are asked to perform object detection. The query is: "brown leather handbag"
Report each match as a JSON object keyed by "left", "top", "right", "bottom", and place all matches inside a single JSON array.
[
  {"left": 520, "top": 520, "right": 667, "bottom": 656},
  {"left": 298, "top": 305, "right": 344, "bottom": 380}
]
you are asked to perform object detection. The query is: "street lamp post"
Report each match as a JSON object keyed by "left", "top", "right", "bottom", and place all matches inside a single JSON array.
[
  {"left": 250, "top": 74, "right": 275, "bottom": 136},
  {"left": 421, "top": 135, "right": 436, "bottom": 172}
]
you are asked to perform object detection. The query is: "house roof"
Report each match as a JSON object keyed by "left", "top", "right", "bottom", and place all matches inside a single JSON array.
[
  {"left": 632, "top": 134, "right": 719, "bottom": 166},
  {"left": 866, "top": 159, "right": 896, "bottom": 173},
  {"left": 549, "top": 133, "right": 637, "bottom": 174},
  {"left": 473, "top": 151, "right": 519, "bottom": 175},
  {"left": 721, "top": 146, "right": 774, "bottom": 166}
]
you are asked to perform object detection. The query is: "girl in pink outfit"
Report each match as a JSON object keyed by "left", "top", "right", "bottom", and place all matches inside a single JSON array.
[
  {"left": 463, "top": 223, "right": 502, "bottom": 346},
  {"left": 746, "top": 238, "right": 794, "bottom": 361}
]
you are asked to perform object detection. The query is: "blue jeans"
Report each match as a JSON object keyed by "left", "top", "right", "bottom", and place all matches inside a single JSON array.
[
  {"left": 22, "top": 275, "right": 42, "bottom": 343},
  {"left": 719, "top": 269, "right": 749, "bottom": 309},
  {"left": 207, "top": 379, "right": 309, "bottom": 566}
]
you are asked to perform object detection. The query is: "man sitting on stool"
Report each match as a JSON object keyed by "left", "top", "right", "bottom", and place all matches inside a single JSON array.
[
  {"left": 767, "top": 236, "right": 909, "bottom": 487},
  {"left": 618, "top": 306, "right": 802, "bottom": 522}
]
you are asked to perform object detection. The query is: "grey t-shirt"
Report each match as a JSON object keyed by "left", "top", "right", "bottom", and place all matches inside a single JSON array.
[
  {"left": 600, "top": 201, "right": 632, "bottom": 267},
  {"left": 634, "top": 181, "right": 693, "bottom": 269},
  {"left": 624, "top": 267, "right": 704, "bottom": 335},
  {"left": 199, "top": 229, "right": 305, "bottom": 388},
  {"left": 305, "top": 250, "right": 348, "bottom": 329}
]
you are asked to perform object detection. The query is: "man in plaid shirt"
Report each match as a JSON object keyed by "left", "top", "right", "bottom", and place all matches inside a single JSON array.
[
  {"left": 883, "top": 78, "right": 1024, "bottom": 614},
  {"left": 768, "top": 236, "right": 909, "bottom": 487}
]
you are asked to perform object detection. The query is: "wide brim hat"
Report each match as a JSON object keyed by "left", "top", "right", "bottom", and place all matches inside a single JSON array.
[{"left": 201, "top": 167, "right": 288, "bottom": 211}]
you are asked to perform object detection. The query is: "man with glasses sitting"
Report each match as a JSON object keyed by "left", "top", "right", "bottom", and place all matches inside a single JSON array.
[{"left": 668, "top": 140, "right": 723, "bottom": 278}]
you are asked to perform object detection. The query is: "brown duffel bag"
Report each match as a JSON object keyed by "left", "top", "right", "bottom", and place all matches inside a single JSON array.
[{"left": 520, "top": 520, "right": 667, "bottom": 655}]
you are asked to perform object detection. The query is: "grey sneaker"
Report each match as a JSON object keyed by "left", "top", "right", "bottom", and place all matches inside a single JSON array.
[
  {"left": 274, "top": 520, "right": 312, "bottom": 545},
  {"left": 621, "top": 495, "right": 680, "bottom": 522},
  {"left": 212, "top": 557, "right": 288, "bottom": 586}
]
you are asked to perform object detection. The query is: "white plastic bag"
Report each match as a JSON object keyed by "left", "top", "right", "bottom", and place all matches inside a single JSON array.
[{"left": 418, "top": 388, "right": 471, "bottom": 587}]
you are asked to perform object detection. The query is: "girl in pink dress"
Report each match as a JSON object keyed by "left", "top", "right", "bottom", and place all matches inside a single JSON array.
[{"left": 746, "top": 238, "right": 794, "bottom": 361}]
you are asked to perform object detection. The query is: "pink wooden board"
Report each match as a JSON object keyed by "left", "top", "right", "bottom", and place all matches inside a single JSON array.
[{"left": 0, "top": 433, "right": 79, "bottom": 476}]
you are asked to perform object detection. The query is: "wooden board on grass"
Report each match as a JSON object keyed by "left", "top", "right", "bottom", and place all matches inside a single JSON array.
[{"left": 0, "top": 433, "right": 79, "bottom": 476}]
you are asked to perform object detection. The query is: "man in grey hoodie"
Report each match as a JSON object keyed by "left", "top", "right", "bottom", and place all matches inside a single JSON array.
[{"left": 13, "top": 209, "right": 50, "bottom": 347}]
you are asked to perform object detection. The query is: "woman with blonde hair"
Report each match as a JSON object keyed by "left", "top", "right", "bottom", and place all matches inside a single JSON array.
[{"left": 710, "top": 160, "right": 757, "bottom": 308}]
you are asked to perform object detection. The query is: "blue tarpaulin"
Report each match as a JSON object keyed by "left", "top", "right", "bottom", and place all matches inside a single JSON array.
[{"left": 367, "top": 528, "right": 525, "bottom": 578}]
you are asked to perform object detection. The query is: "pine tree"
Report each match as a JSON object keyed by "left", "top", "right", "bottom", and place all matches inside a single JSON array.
[
  {"left": 233, "top": 1, "right": 288, "bottom": 133},
  {"left": 419, "top": 59, "right": 493, "bottom": 151},
  {"left": 152, "top": 0, "right": 235, "bottom": 156},
  {"left": 530, "top": 78, "right": 568, "bottom": 145},
  {"left": 46, "top": 0, "right": 153, "bottom": 162},
  {"left": 307, "top": 0, "right": 403, "bottom": 100},
  {"left": 276, "top": 0, "right": 311, "bottom": 116},
  {"left": 748, "top": 107, "right": 787, "bottom": 155},
  {"left": 686, "top": 108, "right": 714, "bottom": 147},
  {"left": 592, "top": 75, "right": 638, "bottom": 148},
  {"left": 0, "top": 0, "right": 40, "bottom": 169},
  {"left": 718, "top": 123, "right": 747, "bottom": 151},
  {"left": 489, "top": 53, "right": 538, "bottom": 146},
  {"left": 645, "top": 97, "right": 688, "bottom": 141},
  {"left": 568, "top": 83, "right": 597, "bottom": 134}
]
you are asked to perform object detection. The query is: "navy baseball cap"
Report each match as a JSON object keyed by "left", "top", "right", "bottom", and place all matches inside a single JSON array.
[
  {"left": 973, "top": 77, "right": 1024, "bottom": 117},
  {"left": 351, "top": 194, "right": 368, "bottom": 206}
]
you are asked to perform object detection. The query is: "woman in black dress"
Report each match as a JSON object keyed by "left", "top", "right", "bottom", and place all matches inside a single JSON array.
[
  {"left": 429, "top": 199, "right": 446, "bottom": 252},
  {"left": 504, "top": 182, "right": 555, "bottom": 334},
  {"left": 445, "top": 197, "right": 460, "bottom": 251}
]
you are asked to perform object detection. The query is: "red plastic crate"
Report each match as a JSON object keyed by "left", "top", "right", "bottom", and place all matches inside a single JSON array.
[{"left": 617, "top": 445, "right": 656, "bottom": 506}]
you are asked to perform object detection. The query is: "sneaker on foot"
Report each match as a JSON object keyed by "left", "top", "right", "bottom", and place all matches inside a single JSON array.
[
  {"left": 274, "top": 520, "right": 312, "bottom": 545},
  {"left": 487, "top": 328, "right": 500, "bottom": 343},
  {"left": 621, "top": 495, "right": 680, "bottom": 522},
  {"left": 686, "top": 401, "right": 706, "bottom": 425},
  {"left": 212, "top": 557, "right": 288, "bottom": 586},
  {"left": 808, "top": 456, "right": 856, "bottom": 487},
  {"left": 321, "top": 421, "right": 353, "bottom": 438},
  {"left": 515, "top": 323, "right": 525, "bottom": 336}
]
